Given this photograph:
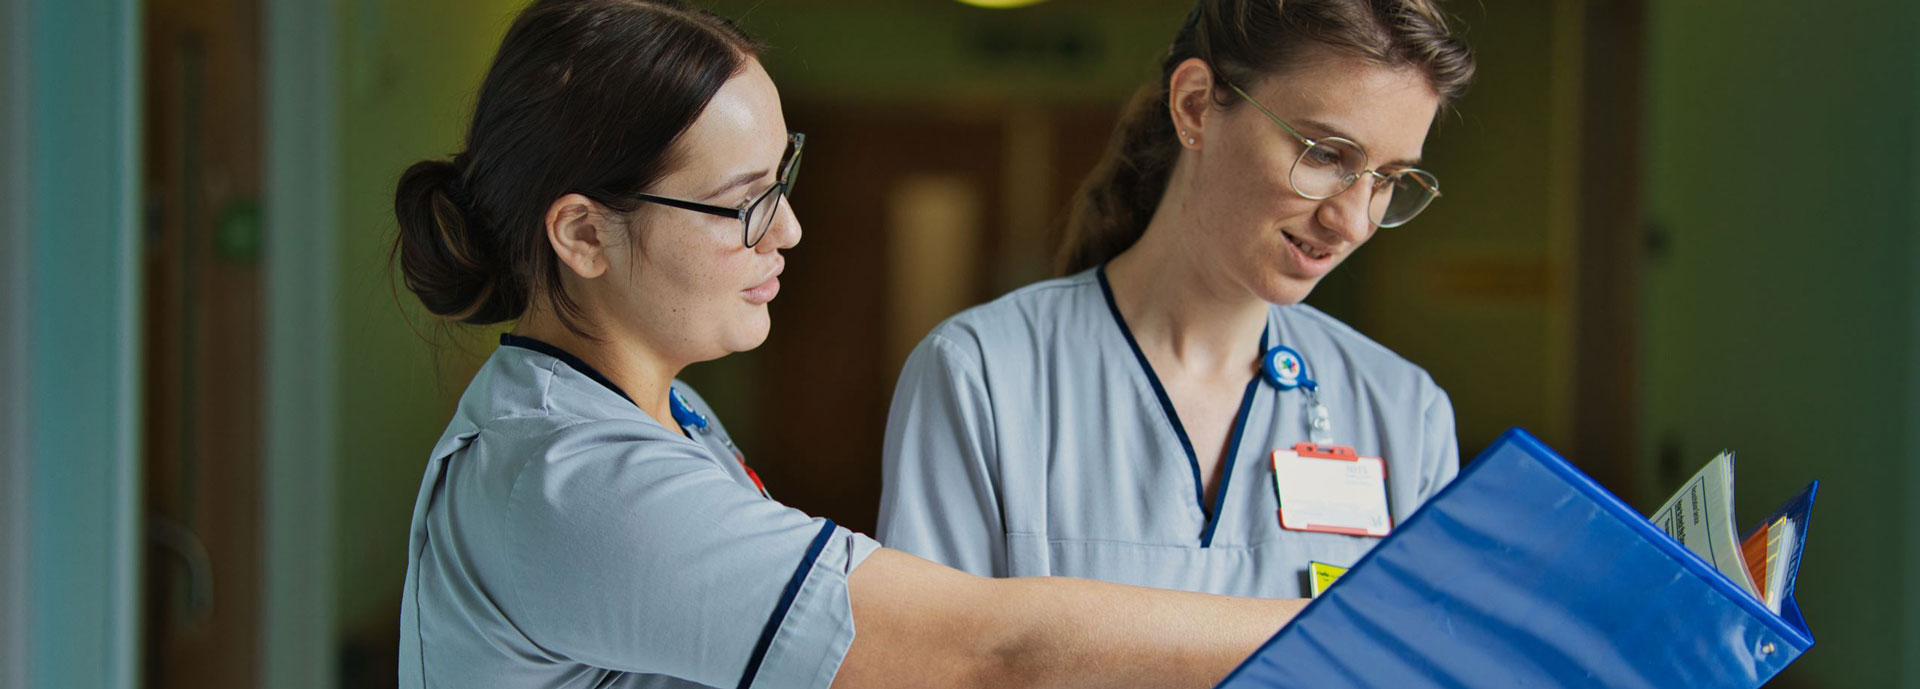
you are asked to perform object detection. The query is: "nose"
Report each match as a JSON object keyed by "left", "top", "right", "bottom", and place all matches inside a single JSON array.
[
  {"left": 759, "top": 193, "right": 802, "bottom": 252},
  {"left": 1314, "top": 177, "right": 1376, "bottom": 244}
]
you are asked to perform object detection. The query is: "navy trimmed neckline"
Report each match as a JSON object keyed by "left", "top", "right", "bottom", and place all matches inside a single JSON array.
[
  {"left": 501, "top": 331, "right": 819, "bottom": 689},
  {"left": 1096, "top": 264, "right": 1268, "bottom": 548},
  {"left": 497, "top": 333, "right": 637, "bottom": 407}
]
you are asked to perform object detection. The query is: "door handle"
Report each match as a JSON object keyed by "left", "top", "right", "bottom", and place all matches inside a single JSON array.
[{"left": 148, "top": 517, "right": 214, "bottom": 626}]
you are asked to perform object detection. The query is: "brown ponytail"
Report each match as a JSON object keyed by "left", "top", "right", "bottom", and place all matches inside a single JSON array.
[
  {"left": 1058, "top": 87, "right": 1184, "bottom": 278},
  {"left": 1057, "top": 0, "right": 1476, "bottom": 275},
  {"left": 390, "top": 0, "right": 763, "bottom": 334}
]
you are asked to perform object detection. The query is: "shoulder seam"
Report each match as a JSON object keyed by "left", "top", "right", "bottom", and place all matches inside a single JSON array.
[{"left": 921, "top": 330, "right": 985, "bottom": 372}]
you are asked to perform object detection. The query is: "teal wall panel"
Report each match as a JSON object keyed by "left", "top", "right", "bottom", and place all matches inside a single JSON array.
[{"left": 11, "top": 0, "right": 144, "bottom": 687}]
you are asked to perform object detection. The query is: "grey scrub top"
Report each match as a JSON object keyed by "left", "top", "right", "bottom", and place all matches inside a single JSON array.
[
  {"left": 399, "top": 335, "right": 880, "bottom": 689},
  {"left": 878, "top": 266, "right": 1458, "bottom": 598}
]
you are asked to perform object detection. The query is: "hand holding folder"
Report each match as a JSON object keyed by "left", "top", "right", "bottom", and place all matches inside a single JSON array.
[{"left": 1217, "top": 428, "right": 1817, "bottom": 689}]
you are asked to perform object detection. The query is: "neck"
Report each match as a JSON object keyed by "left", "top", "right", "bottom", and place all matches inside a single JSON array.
[
  {"left": 512, "top": 307, "right": 684, "bottom": 433},
  {"left": 1104, "top": 197, "right": 1271, "bottom": 379}
]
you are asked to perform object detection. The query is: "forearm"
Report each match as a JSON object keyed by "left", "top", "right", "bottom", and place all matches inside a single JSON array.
[
  {"left": 982, "top": 577, "right": 1305, "bottom": 689},
  {"left": 837, "top": 548, "right": 1302, "bottom": 689}
]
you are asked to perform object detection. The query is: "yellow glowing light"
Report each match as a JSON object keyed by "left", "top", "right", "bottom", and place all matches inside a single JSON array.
[{"left": 955, "top": 0, "right": 1050, "bottom": 8}]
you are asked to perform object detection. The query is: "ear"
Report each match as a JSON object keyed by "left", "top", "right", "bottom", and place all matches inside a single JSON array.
[
  {"left": 545, "top": 193, "right": 610, "bottom": 280},
  {"left": 1167, "top": 57, "right": 1216, "bottom": 149}
]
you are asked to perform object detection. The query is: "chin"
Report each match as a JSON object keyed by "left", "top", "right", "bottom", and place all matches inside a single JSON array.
[
  {"left": 722, "top": 311, "right": 773, "bottom": 353},
  {"left": 1245, "top": 256, "right": 1324, "bottom": 306},
  {"left": 1259, "top": 281, "right": 1318, "bottom": 306}
]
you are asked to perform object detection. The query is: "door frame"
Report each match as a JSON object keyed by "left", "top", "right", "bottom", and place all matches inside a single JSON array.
[
  {"left": 0, "top": 1, "right": 343, "bottom": 685},
  {"left": 260, "top": 0, "right": 339, "bottom": 687},
  {"left": 1, "top": 0, "right": 146, "bottom": 687},
  {"left": 1909, "top": 14, "right": 1920, "bottom": 680},
  {"left": 2, "top": 0, "right": 27, "bottom": 685}
]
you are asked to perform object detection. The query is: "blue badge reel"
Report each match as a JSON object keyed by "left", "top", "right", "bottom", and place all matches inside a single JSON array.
[
  {"left": 668, "top": 388, "right": 710, "bottom": 433},
  {"left": 1262, "top": 345, "right": 1315, "bottom": 391},
  {"left": 1263, "top": 344, "right": 1333, "bottom": 446},
  {"left": 669, "top": 386, "right": 769, "bottom": 497}
]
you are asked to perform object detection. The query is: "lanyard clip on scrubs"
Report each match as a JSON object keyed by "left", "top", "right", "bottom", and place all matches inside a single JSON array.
[
  {"left": 1262, "top": 345, "right": 1334, "bottom": 447},
  {"left": 668, "top": 387, "right": 710, "bottom": 434},
  {"left": 670, "top": 387, "right": 770, "bottom": 498}
]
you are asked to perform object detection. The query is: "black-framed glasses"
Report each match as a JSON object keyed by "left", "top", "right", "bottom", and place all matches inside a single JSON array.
[
  {"left": 632, "top": 132, "right": 804, "bottom": 247},
  {"left": 1225, "top": 83, "right": 1440, "bottom": 228}
]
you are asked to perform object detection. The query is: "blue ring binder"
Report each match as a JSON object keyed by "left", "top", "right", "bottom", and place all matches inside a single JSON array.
[{"left": 1215, "top": 427, "right": 1814, "bottom": 689}]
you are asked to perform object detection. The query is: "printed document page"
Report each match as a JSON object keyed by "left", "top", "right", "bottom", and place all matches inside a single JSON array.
[{"left": 1649, "top": 452, "right": 1762, "bottom": 600}]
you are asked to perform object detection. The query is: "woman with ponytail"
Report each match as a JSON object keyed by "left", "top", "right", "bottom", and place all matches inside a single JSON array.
[
  {"left": 880, "top": 0, "right": 1476, "bottom": 597},
  {"left": 394, "top": 2, "right": 1311, "bottom": 688}
]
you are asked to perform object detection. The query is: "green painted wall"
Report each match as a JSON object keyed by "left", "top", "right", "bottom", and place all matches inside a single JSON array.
[
  {"left": 1643, "top": 0, "right": 1918, "bottom": 685},
  {"left": 332, "top": 0, "right": 523, "bottom": 633}
]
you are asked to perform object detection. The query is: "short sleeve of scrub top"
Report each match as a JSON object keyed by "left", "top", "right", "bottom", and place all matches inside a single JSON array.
[
  {"left": 877, "top": 267, "right": 1458, "bottom": 598},
  {"left": 399, "top": 336, "right": 881, "bottom": 689},
  {"left": 875, "top": 332, "right": 1004, "bottom": 577}
]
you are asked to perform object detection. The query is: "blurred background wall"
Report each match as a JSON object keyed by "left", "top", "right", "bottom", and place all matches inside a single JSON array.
[
  {"left": 2, "top": 0, "right": 1916, "bottom": 687},
  {"left": 1641, "top": 2, "right": 1920, "bottom": 686}
]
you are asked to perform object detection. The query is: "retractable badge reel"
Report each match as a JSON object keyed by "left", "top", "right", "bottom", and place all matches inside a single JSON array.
[
  {"left": 669, "top": 388, "right": 711, "bottom": 435},
  {"left": 1262, "top": 345, "right": 1332, "bottom": 446},
  {"left": 671, "top": 387, "right": 769, "bottom": 498},
  {"left": 1263, "top": 345, "right": 1392, "bottom": 537}
]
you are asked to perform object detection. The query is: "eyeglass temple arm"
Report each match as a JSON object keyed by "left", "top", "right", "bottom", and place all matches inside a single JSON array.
[
  {"left": 630, "top": 133, "right": 801, "bottom": 222},
  {"left": 631, "top": 192, "right": 746, "bottom": 220},
  {"left": 1225, "top": 82, "right": 1316, "bottom": 148}
]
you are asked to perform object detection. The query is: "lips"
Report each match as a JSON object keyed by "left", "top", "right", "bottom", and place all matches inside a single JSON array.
[
  {"left": 742, "top": 267, "right": 783, "bottom": 305},
  {"left": 1283, "top": 230, "right": 1334, "bottom": 261}
]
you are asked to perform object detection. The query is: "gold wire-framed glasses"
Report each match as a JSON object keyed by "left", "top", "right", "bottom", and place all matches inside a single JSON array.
[{"left": 1226, "top": 83, "right": 1440, "bottom": 228}]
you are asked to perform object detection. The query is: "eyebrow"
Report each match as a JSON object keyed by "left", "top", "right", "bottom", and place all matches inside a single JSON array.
[
  {"left": 1296, "top": 117, "right": 1423, "bottom": 168},
  {"left": 703, "top": 168, "right": 771, "bottom": 200}
]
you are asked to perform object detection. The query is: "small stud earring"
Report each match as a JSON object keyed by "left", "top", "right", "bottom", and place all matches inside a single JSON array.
[{"left": 1188, "top": 137, "right": 1198, "bottom": 145}]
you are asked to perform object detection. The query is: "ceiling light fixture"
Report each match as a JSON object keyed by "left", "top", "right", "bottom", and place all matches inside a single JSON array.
[{"left": 955, "top": 0, "right": 1050, "bottom": 8}]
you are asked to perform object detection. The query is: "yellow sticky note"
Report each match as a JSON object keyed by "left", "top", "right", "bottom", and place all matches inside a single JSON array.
[{"left": 1309, "top": 561, "right": 1349, "bottom": 598}]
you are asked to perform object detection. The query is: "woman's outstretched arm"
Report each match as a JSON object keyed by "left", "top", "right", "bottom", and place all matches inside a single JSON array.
[{"left": 834, "top": 548, "right": 1306, "bottom": 689}]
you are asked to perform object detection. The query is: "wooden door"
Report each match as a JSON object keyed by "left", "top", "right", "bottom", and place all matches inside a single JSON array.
[
  {"left": 141, "top": 0, "right": 265, "bottom": 687},
  {"left": 691, "top": 103, "right": 1118, "bottom": 532}
]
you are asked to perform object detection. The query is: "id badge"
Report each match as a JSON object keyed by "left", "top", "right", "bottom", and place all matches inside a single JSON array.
[
  {"left": 1308, "top": 560, "right": 1350, "bottom": 598},
  {"left": 1272, "top": 443, "right": 1392, "bottom": 537}
]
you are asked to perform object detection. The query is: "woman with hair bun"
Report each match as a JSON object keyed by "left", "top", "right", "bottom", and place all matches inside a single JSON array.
[
  {"left": 880, "top": 0, "right": 1477, "bottom": 597},
  {"left": 394, "top": 2, "right": 1307, "bottom": 688}
]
